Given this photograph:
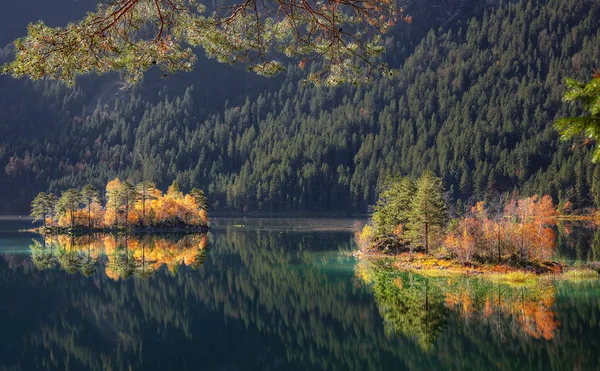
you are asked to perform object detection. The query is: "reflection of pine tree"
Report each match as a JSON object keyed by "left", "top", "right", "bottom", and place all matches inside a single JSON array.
[
  {"left": 30, "top": 238, "right": 57, "bottom": 271},
  {"left": 191, "top": 248, "right": 209, "bottom": 270},
  {"left": 373, "top": 271, "right": 448, "bottom": 350},
  {"left": 56, "top": 236, "right": 82, "bottom": 274},
  {"left": 109, "top": 238, "right": 137, "bottom": 280},
  {"left": 134, "top": 239, "right": 158, "bottom": 279},
  {"left": 79, "top": 236, "right": 98, "bottom": 276}
]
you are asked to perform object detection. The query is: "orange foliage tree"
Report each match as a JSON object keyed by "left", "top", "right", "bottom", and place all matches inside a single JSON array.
[
  {"left": 38, "top": 178, "right": 209, "bottom": 231},
  {"left": 444, "top": 195, "right": 557, "bottom": 263}
]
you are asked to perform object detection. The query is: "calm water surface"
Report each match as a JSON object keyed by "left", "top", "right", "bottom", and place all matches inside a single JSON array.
[{"left": 0, "top": 216, "right": 599, "bottom": 371}]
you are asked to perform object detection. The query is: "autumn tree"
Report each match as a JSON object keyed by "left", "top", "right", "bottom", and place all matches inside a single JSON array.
[
  {"left": 33, "top": 177, "right": 209, "bottom": 232},
  {"left": 408, "top": 172, "right": 448, "bottom": 254},
  {"left": 30, "top": 192, "right": 58, "bottom": 228},
  {"left": 487, "top": 193, "right": 508, "bottom": 262},
  {"left": 444, "top": 217, "right": 479, "bottom": 264},
  {"left": 56, "top": 188, "right": 82, "bottom": 228},
  {"left": 1, "top": 0, "right": 410, "bottom": 86},
  {"left": 81, "top": 184, "right": 99, "bottom": 229}
]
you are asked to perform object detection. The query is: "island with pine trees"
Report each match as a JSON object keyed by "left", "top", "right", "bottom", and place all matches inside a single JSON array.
[
  {"left": 355, "top": 172, "right": 600, "bottom": 280},
  {"left": 30, "top": 178, "right": 210, "bottom": 234}
]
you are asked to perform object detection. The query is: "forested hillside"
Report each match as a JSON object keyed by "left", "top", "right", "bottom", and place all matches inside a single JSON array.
[{"left": 1, "top": 0, "right": 599, "bottom": 212}]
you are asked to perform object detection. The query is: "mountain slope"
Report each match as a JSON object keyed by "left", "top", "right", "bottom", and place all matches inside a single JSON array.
[{"left": 0, "top": 0, "right": 599, "bottom": 212}]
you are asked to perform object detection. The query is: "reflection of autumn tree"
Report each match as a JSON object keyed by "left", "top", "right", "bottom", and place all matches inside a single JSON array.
[
  {"left": 102, "top": 234, "right": 210, "bottom": 279},
  {"left": 443, "top": 277, "right": 559, "bottom": 341},
  {"left": 32, "top": 233, "right": 210, "bottom": 280},
  {"left": 357, "top": 260, "right": 560, "bottom": 348}
]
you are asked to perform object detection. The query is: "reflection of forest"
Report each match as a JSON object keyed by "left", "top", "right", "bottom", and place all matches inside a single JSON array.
[
  {"left": 30, "top": 234, "right": 209, "bottom": 279},
  {"left": 357, "top": 260, "right": 560, "bottom": 352},
  {"left": 556, "top": 221, "right": 600, "bottom": 262},
  {"left": 0, "top": 228, "right": 599, "bottom": 370}
]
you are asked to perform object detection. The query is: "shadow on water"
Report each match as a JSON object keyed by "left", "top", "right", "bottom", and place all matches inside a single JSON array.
[{"left": 0, "top": 220, "right": 599, "bottom": 370}]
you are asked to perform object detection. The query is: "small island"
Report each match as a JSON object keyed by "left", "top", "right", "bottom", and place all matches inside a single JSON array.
[
  {"left": 355, "top": 172, "right": 600, "bottom": 280},
  {"left": 30, "top": 178, "right": 210, "bottom": 234}
]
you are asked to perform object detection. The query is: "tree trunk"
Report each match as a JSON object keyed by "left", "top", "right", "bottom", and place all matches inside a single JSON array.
[
  {"left": 425, "top": 222, "right": 429, "bottom": 255},
  {"left": 125, "top": 202, "right": 129, "bottom": 229},
  {"left": 114, "top": 203, "right": 118, "bottom": 230},
  {"left": 497, "top": 224, "right": 501, "bottom": 263},
  {"left": 521, "top": 213, "right": 525, "bottom": 261}
]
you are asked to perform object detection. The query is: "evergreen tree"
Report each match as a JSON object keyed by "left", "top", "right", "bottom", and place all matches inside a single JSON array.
[
  {"left": 81, "top": 184, "right": 98, "bottom": 229},
  {"left": 409, "top": 172, "right": 448, "bottom": 254},
  {"left": 30, "top": 192, "right": 57, "bottom": 227},
  {"left": 136, "top": 181, "right": 157, "bottom": 226},
  {"left": 56, "top": 188, "right": 81, "bottom": 228},
  {"left": 190, "top": 188, "right": 209, "bottom": 212},
  {"left": 372, "top": 177, "right": 416, "bottom": 237},
  {"left": 106, "top": 178, "right": 123, "bottom": 229},
  {"left": 120, "top": 181, "right": 137, "bottom": 229}
]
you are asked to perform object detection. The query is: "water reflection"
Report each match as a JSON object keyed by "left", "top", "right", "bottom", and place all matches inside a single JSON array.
[
  {"left": 556, "top": 220, "right": 600, "bottom": 262},
  {"left": 30, "top": 234, "right": 209, "bottom": 279},
  {"left": 0, "top": 224, "right": 599, "bottom": 370},
  {"left": 356, "top": 259, "right": 561, "bottom": 351}
]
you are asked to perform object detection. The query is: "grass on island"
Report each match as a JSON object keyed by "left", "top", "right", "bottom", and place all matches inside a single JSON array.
[{"left": 356, "top": 250, "right": 600, "bottom": 283}]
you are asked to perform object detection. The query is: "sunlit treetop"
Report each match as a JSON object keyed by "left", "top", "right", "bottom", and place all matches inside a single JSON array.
[{"left": 1, "top": 0, "right": 410, "bottom": 86}]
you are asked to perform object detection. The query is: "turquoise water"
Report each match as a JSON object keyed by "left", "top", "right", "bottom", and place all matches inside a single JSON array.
[{"left": 0, "top": 217, "right": 599, "bottom": 370}]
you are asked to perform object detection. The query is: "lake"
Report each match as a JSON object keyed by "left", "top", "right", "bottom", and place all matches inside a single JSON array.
[{"left": 0, "top": 216, "right": 599, "bottom": 370}]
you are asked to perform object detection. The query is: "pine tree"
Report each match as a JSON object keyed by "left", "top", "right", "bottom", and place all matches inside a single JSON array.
[
  {"left": 30, "top": 192, "right": 57, "bottom": 228},
  {"left": 56, "top": 189, "right": 82, "bottom": 228},
  {"left": 372, "top": 177, "right": 416, "bottom": 237},
  {"left": 81, "top": 184, "right": 98, "bottom": 229},
  {"left": 120, "top": 181, "right": 137, "bottom": 229},
  {"left": 136, "top": 181, "right": 157, "bottom": 226},
  {"left": 106, "top": 178, "right": 123, "bottom": 229},
  {"left": 190, "top": 188, "right": 209, "bottom": 212},
  {"left": 409, "top": 172, "right": 448, "bottom": 254}
]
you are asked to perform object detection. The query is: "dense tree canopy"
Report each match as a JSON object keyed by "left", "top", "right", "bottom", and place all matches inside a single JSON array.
[{"left": 1, "top": 0, "right": 600, "bottom": 213}]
